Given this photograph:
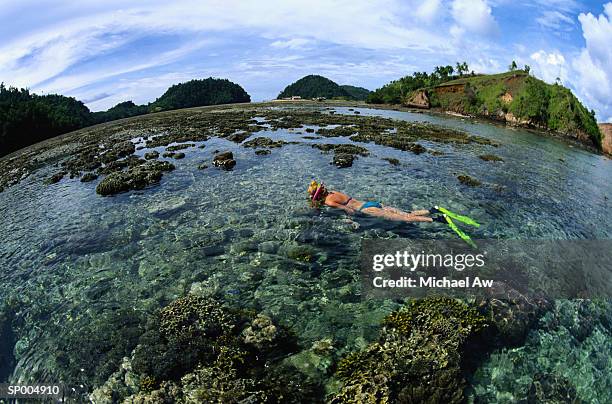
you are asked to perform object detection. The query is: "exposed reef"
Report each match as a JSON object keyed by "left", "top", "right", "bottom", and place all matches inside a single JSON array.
[
  {"left": 96, "top": 161, "right": 175, "bottom": 196},
  {"left": 0, "top": 104, "right": 499, "bottom": 195},
  {"left": 312, "top": 144, "right": 369, "bottom": 168},
  {"left": 213, "top": 151, "right": 236, "bottom": 170}
]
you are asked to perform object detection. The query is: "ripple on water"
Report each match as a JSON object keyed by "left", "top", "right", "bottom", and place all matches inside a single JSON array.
[{"left": 0, "top": 106, "right": 610, "bottom": 397}]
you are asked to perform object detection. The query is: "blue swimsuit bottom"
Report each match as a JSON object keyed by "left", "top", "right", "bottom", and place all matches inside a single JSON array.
[{"left": 359, "top": 201, "right": 383, "bottom": 211}]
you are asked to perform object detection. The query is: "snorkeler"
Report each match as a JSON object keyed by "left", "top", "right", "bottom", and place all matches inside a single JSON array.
[{"left": 307, "top": 180, "right": 443, "bottom": 223}]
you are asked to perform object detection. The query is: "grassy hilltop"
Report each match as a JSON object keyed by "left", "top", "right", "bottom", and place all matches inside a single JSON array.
[{"left": 368, "top": 67, "right": 602, "bottom": 150}]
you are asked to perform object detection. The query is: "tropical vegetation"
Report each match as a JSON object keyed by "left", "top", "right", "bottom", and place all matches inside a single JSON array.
[
  {"left": 278, "top": 75, "right": 369, "bottom": 100},
  {"left": 0, "top": 78, "right": 251, "bottom": 157}
]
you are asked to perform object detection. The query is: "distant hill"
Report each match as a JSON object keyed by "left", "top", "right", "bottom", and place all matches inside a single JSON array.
[
  {"left": 340, "top": 85, "right": 370, "bottom": 101},
  {"left": 278, "top": 75, "right": 353, "bottom": 100},
  {"left": 0, "top": 78, "right": 251, "bottom": 157},
  {"left": 150, "top": 78, "right": 250, "bottom": 111},
  {"left": 368, "top": 67, "right": 602, "bottom": 150},
  {"left": 0, "top": 84, "right": 92, "bottom": 157},
  {"left": 92, "top": 101, "right": 148, "bottom": 124}
]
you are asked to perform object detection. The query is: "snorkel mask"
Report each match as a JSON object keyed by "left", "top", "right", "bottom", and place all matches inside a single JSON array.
[{"left": 308, "top": 180, "right": 326, "bottom": 208}]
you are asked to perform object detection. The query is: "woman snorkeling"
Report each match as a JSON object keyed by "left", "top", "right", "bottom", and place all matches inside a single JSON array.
[{"left": 307, "top": 180, "right": 443, "bottom": 223}]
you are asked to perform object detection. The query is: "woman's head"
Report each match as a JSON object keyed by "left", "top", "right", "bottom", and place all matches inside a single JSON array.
[{"left": 307, "top": 180, "right": 328, "bottom": 207}]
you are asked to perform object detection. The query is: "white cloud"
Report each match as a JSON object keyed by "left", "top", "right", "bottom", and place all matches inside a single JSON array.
[
  {"left": 536, "top": 10, "right": 575, "bottom": 31},
  {"left": 529, "top": 50, "right": 568, "bottom": 83},
  {"left": 0, "top": 0, "right": 449, "bottom": 90},
  {"left": 451, "top": 0, "right": 498, "bottom": 36},
  {"left": 415, "top": 0, "right": 442, "bottom": 23},
  {"left": 270, "top": 38, "right": 312, "bottom": 50},
  {"left": 571, "top": 2, "right": 612, "bottom": 121}
]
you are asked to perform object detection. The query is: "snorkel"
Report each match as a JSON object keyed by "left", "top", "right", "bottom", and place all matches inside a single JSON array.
[
  {"left": 312, "top": 183, "right": 324, "bottom": 202},
  {"left": 308, "top": 180, "right": 326, "bottom": 208}
]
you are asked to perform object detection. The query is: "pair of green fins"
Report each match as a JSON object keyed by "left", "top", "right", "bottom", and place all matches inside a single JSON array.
[{"left": 434, "top": 205, "right": 480, "bottom": 248}]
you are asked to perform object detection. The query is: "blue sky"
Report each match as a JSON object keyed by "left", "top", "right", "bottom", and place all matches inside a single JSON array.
[{"left": 1, "top": 0, "right": 611, "bottom": 121}]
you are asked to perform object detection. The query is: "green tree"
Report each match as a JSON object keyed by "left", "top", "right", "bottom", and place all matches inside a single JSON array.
[
  {"left": 151, "top": 78, "right": 250, "bottom": 111},
  {"left": 278, "top": 75, "right": 353, "bottom": 99},
  {"left": 509, "top": 60, "right": 518, "bottom": 71},
  {"left": 524, "top": 65, "right": 531, "bottom": 74}
]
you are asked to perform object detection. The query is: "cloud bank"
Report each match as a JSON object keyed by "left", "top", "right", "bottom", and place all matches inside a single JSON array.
[{"left": 0, "top": 0, "right": 609, "bottom": 120}]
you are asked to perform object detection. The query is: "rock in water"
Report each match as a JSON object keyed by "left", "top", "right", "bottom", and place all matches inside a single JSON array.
[
  {"left": 457, "top": 174, "right": 481, "bottom": 187},
  {"left": 96, "top": 161, "right": 175, "bottom": 196},
  {"left": 213, "top": 151, "right": 236, "bottom": 170},
  {"left": 80, "top": 172, "right": 98, "bottom": 182},
  {"left": 144, "top": 151, "right": 159, "bottom": 160},
  {"left": 333, "top": 153, "right": 354, "bottom": 168}
]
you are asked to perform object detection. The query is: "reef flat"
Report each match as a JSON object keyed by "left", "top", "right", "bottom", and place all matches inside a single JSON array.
[
  {"left": 1, "top": 102, "right": 610, "bottom": 402},
  {"left": 0, "top": 102, "right": 497, "bottom": 196}
]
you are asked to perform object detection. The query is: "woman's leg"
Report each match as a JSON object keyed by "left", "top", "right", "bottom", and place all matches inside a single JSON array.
[
  {"left": 383, "top": 206, "right": 431, "bottom": 217},
  {"left": 363, "top": 207, "right": 433, "bottom": 222}
]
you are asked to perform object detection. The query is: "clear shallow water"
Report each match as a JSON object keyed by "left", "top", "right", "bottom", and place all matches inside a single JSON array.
[{"left": 0, "top": 106, "right": 610, "bottom": 396}]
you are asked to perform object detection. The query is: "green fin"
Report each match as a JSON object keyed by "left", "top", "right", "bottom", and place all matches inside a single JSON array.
[
  {"left": 437, "top": 206, "right": 480, "bottom": 227},
  {"left": 444, "top": 215, "right": 477, "bottom": 248}
]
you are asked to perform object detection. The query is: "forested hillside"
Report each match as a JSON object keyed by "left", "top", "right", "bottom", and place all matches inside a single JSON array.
[{"left": 0, "top": 78, "right": 251, "bottom": 157}]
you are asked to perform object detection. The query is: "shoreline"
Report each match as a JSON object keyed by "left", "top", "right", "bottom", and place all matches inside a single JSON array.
[{"left": 1, "top": 99, "right": 604, "bottom": 165}]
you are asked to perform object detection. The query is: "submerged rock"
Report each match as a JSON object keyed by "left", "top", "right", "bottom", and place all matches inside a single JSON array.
[
  {"left": 313, "top": 143, "right": 369, "bottom": 168},
  {"left": 383, "top": 157, "right": 400, "bottom": 166},
  {"left": 45, "top": 171, "right": 66, "bottom": 184},
  {"left": 479, "top": 154, "right": 504, "bottom": 162},
  {"left": 96, "top": 161, "right": 175, "bottom": 196},
  {"left": 255, "top": 149, "right": 271, "bottom": 155},
  {"left": 527, "top": 372, "right": 578, "bottom": 403},
  {"left": 457, "top": 174, "right": 481, "bottom": 187}
]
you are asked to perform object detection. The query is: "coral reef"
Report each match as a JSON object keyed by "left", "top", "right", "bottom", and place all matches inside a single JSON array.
[
  {"left": 471, "top": 299, "right": 612, "bottom": 403},
  {"left": 95, "top": 161, "right": 175, "bottom": 196},
  {"left": 0, "top": 304, "right": 16, "bottom": 382},
  {"left": 333, "top": 153, "right": 354, "bottom": 168},
  {"left": 162, "top": 151, "right": 185, "bottom": 159},
  {"left": 243, "top": 137, "right": 287, "bottom": 148},
  {"left": 330, "top": 297, "right": 487, "bottom": 403},
  {"left": 0, "top": 104, "right": 497, "bottom": 195},
  {"left": 166, "top": 143, "right": 195, "bottom": 152},
  {"left": 143, "top": 151, "right": 159, "bottom": 160},
  {"left": 242, "top": 314, "right": 283, "bottom": 353},
  {"left": 80, "top": 172, "right": 98, "bottom": 182},
  {"left": 92, "top": 294, "right": 320, "bottom": 403},
  {"left": 312, "top": 143, "right": 369, "bottom": 168}
]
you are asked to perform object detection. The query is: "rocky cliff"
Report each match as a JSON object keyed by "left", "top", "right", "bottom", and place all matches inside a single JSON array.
[
  {"left": 399, "top": 72, "right": 603, "bottom": 152},
  {"left": 598, "top": 123, "right": 612, "bottom": 156}
]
